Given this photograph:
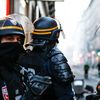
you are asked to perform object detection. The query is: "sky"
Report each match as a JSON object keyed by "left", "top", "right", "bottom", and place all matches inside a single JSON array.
[{"left": 0, "top": 0, "right": 6, "bottom": 18}]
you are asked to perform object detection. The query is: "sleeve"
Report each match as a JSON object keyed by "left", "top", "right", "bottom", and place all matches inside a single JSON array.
[{"left": 50, "top": 47, "right": 75, "bottom": 84}]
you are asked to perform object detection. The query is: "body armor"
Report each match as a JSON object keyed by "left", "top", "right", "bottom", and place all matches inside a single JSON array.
[
  {"left": 48, "top": 46, "right": 74, "bottom": 84},
  {"left": 18, "top": 46, "right": 75, "bottom": 100},
  {"left": 19, "top": 16, "right": 75, "bottom": 100}
]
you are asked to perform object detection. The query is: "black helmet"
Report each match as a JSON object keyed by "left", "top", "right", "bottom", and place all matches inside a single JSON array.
[
  {"left": 0, "top": 17, "right": 25, "bottom": 44},
  {"left": 30, "top": 17, "right": 62, "bottom": 47}
]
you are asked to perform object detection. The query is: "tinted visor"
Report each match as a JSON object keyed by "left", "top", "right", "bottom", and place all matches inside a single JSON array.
[{"left": 26, "top": 39, "right": 49, "bottom": 47}]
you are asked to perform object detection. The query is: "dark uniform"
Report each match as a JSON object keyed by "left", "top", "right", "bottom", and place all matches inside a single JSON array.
[
  {"left": 19, "top": 17, "right": 75, "bottom": 100},
  {"left": 0, "top": 17, "right": 51, "bottom": 100},
  {"left": 84, "top": 64, "right": 90, "bottom": 79},
  {"left": 97, "top": 62, "right": 100, "bottom": 77}
]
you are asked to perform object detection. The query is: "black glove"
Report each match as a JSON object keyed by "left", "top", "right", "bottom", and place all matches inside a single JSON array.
[
  {"left": 27, "top": 70, "right": 52, "bottom": 95},
  {"left": 17, "top": 66, "right": 52, "bottom": 95}
]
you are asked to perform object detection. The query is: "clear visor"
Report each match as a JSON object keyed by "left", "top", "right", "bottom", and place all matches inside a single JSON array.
[
  {"left": 6, "top": 13, "right": 34, "bottom": 45},
  {"left": 6, "top": 13, "right": 34, "bottom": 34}
]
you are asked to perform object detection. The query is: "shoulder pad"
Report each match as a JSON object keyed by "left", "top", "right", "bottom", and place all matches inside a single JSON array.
[
  {"left": 49, "top": 46, "right": 62, "bottom": 57},
  {"left": 49, "top": 46, "right": 68, "bottom": 64}
]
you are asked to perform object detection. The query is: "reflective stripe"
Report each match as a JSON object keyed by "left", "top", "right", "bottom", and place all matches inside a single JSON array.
[
  {"left": 34, "top": 26, "right": 58, "bottom": 32},
  {"left": 0, "top": 26, "right": 23, "bottom": 30},
  {"left": 32, "top": 31, "right": 51, "bottom": 35}
]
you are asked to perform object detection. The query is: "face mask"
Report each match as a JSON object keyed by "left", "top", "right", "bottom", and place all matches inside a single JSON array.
[{"left": 0, "top": 42, "right": 24, "bottom": 66}]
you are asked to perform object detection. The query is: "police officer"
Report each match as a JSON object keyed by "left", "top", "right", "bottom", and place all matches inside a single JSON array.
[
  {"left": 0, "top": 16, "right": 51, "bottom": 100},
  {"left": 19, "top": 17, "right": 75, "bottom": 100}
]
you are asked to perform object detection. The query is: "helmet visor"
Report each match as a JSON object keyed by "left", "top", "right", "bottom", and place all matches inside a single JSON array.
[
  {"left": 26, "top": 39, "right": 49, "bottom": 47},
  {"left": 6, "top": 13, "right": 34, "bottom": 34}
]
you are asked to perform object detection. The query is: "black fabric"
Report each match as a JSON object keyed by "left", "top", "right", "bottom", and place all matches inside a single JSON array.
[
  {"left": 18, "top": 49, "right": 56, "bottom": 100},
  {"left": 19, "top": 48, "right": 49, "bottom": 76},
  {"left": 0, "top": 65, "right": 25, "bottom": 100},
  {"left": 0, "top": 42, "right": 26, "bottom": 99},
  {"left": 0, "top": 42, "right": 24, "bottom": 67},
  {"left": 18, "top": 46, "right": 74, "bottom": 100}
]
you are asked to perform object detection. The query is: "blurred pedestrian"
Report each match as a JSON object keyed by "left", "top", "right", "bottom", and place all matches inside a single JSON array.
[
  {"left": 84, "top": 64, "right": 90, "bottom": 79},
  {"left": 97, "top": 60, "right": 100, "bottom": 77}
]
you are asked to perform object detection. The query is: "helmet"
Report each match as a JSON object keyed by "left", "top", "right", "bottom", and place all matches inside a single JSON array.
[
  {"left": 30, "top": 17, "right": 62, "bottom": 47},
  {"left": 0, "top": 17, "right": 25, "bottom": 44}
]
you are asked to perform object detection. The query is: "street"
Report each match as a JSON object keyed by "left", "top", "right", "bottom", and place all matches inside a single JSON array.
[
  {"left": 71, "top": 65, "right": 100, "bottom": 100},
  {"left": 72, "top": 65, "right": 100, "bottom": 89}
]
